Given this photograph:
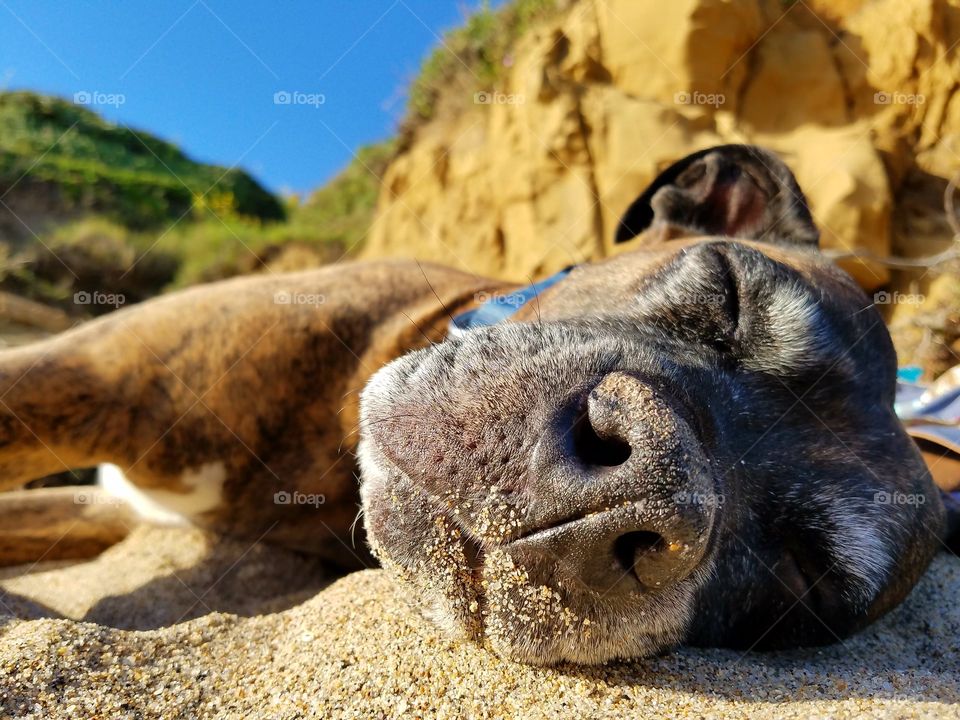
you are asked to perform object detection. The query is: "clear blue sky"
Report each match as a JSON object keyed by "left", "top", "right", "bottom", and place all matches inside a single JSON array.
[{"left": 0, "top": 1, "right": 496, "bottom": 195}]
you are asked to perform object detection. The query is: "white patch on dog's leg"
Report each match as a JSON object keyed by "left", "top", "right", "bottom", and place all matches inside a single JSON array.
[
  {"left": 98, "top": 462, "right": 226, "bottom": 523},
  {"left": 98, "top": 464, "right": 187, "bottom": 526},
  {"left": 143, "top": 462, "right": 227, "bottom": 517}
]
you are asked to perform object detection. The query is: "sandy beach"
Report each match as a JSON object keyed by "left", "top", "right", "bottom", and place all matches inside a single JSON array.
[{"left": 0, "top": 526, "right": 958, "bottom": 719}]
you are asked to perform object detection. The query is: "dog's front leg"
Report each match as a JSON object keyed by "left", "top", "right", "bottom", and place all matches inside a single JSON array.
[
  {"left": 0, "top": 262, "right": 501, "bottom": 566},
  {"left": 0, "top": 333, "right": 125, "bottom": 487}
]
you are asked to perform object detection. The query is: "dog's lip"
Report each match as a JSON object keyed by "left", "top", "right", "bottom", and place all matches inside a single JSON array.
[
  {"left": 506, "top": 504, "right": 638, "bottom": 547},
  {"left": 503, "top": 493, "right": 722, "bottom": 590}
]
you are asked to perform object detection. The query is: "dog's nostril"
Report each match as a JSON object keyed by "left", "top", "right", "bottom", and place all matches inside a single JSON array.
[
  {"left": 613, "top": 530, "right": 666, "bottom": 578},
  {"left": 572, "top": 412, "right": 632, "bottom": 467}
]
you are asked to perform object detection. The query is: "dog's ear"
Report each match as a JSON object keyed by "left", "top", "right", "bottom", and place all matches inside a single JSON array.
[{"left": 614, "top": 144, "right": 820, "bottom": 248}]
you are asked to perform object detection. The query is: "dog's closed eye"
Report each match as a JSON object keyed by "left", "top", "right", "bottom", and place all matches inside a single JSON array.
[{"left": 633, "top": 241, "right": 854, "bottom": 380}]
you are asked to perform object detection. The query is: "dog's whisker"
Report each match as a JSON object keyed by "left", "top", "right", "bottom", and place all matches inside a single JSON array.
[
  {"left": 342, "top": 413, "right": 429, "bottom": 443},
  {"left": 417, "top": 260, "right": 461, "bottom": 332},
  {"left": 349, "top": 504, "right": 364, "bottom": 548},
  {"left": 401, "top": 310, "right": 437, "bottom": 347},
  {"left": 340, "top": 386, "right": 364, "bottom": 402},
  {"left": 526, "top": 273, "right": 544, "bottom": 330}
]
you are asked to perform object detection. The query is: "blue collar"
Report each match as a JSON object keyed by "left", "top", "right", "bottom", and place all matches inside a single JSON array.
[{"left": 449, "top": 266, "right": 574, "bottom": 336}]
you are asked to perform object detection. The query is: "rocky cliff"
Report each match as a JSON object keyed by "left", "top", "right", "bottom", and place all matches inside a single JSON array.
[{"left": 365, "top": 0, "right": 960, "bottom": 368}]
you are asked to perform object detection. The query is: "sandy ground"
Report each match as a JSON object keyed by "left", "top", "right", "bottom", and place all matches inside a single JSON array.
[{"left": 0, "top": 526, "right": 958, "bottom": 720}]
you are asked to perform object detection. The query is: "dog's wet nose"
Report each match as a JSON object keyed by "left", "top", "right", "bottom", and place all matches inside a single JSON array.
[
  {"left": 516, "top": 371, "right": 717, "bottom": 593},
  {"left": 363, "top": 355, "right": 718, "bottom": 595}
]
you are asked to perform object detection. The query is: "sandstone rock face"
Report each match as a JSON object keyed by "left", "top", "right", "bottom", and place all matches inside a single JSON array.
[{"left": 366, "top": 0, "right": 960, "bottom": 305}]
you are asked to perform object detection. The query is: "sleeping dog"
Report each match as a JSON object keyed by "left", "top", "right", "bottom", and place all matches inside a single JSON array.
[{"left": 0, "top": 145, "right": 955, "bottom": 665}]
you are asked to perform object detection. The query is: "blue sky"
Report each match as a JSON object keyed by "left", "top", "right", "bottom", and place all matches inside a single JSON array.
[{"left": 0, "top": 1, "right": 495, "bottom": 194}]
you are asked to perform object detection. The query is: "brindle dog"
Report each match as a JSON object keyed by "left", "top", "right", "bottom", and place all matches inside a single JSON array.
[{"left": 1, "top": 145, "right": 956, "bottom": 665}]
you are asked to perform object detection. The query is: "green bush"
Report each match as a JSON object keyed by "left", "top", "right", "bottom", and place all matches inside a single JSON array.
[
  {"left": 2, "top": 217, "right": 179, "bottom": 312},
  {"left": 0, "top": 91, "right": 285, "bottom": 229}
]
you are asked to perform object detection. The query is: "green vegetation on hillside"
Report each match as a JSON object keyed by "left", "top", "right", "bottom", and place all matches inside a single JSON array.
[
  {"left": 0, "top": 91, "right": 285, "bottom": 228},
  {"left": 151, "top": 138, "right": 395, "bottom": 287},
  {"left": 0, "top": 139, "right": 395, "bottom": 309},
  {"left": 301, "top": 140, "right": 396, "bottom": 251},
  {"left": 406, "top": 0, "right": 565, "bottom": 125},
  {"left": 0, "top": 90, "right": 395, "bottom": 309}
]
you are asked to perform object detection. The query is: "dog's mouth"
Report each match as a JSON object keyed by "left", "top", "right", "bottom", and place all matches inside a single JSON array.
[{"left": 460, "top": 507, "right": 673, "bottom": 595}]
